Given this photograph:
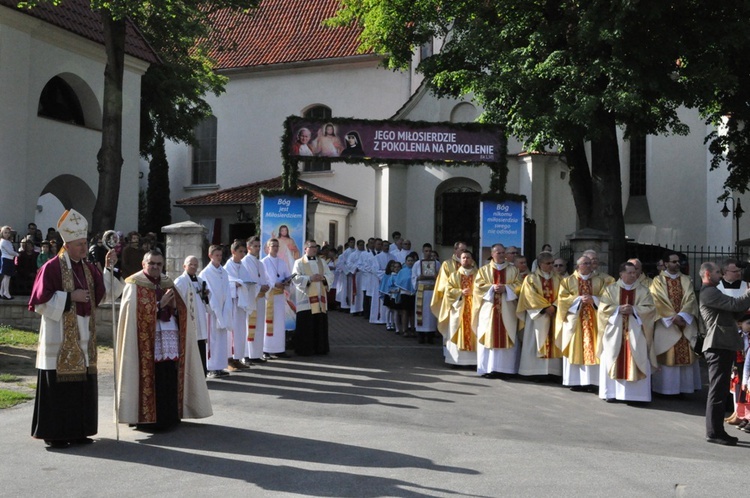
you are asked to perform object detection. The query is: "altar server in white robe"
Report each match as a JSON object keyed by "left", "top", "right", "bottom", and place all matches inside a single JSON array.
[
  {"left": 370, "top": 241, "right": 394, "bottom": 325},
  {"left": 242, "top": 236, "right": 270, "bottom": 364},
  {"left": 262, "top": 238, "right": 292, "bottom": 357},
  {"left": 597, "top": 262, "right": 657, "bottom": 402},
  {"left": 199, "top": 244, "right": 234, "bottom": 377},
  {"left": 347, "top": 240, "right": 367, "bottom": 315},
  {"left": 335, "top": 237, "right": 355, "bottom": 310},
  {"left": 174, "top": 255, "right": 210, "bottom": 376},
  {"left": 224, "top": 240, "right": 256, "bottom": 369},
  {"left": 361, "top": 239, "right": 380, "bottom": 319}
]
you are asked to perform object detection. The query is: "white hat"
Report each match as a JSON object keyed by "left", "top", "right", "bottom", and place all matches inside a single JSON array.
[{"left": 57, "top": 209, "right": 88, "bottom": 243}]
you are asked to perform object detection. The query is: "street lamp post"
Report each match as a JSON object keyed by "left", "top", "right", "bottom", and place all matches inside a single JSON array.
[{"left": 721, "top": 196, "right": 744, "bottom": 255}]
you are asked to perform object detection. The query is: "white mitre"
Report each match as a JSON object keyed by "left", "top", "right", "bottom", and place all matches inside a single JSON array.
[{"left": 57, "top": 209, "right": 88, "bottom": 243}]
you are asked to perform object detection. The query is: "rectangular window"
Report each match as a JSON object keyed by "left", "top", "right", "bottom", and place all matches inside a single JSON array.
[
  {"left": 420, "top": 40, "right": 434, "bottom": 61},
  {"left": 328, "top": 221, "right": 338, "bottom": 248},
  {"left": 192, "top": 116, "right": 217, "bottom": 185},
  {"left": 629, "top": 135, "right": 647, "bottom": 196},
  {"left": 302, "top": 160, "right": 331, "bottom": 172}
]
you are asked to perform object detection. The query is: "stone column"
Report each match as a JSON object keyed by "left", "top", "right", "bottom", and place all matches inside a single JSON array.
[
  {"left": 566, "top": 228, "right": 612, "bottom": 277},
  {"left": 162, "top": 221, "right": 207, "bottom": 279}
]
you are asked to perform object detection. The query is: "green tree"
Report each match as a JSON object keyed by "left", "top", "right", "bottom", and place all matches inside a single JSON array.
[
  {"left": 135, "top": 1, "right": 257, "bottom": 237},
  {"left": 330, "top": 0, "right": 745, "bottom": 264},
  {"left": 19, "top": 0, "right": 259, "bottom": 235}
]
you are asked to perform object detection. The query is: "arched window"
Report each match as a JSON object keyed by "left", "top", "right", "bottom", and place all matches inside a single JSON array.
[
  {"left": 301, "top": 105, "right": 332, "bottom": 172},
  {"left": 192, "top": 115, "right": 217, "bottom": 185},
  {"left": 450, "top": 102, "right": 479, "bottom": 123},
  {"left": 38, "top": 76, "right": 85, "bottom": 126}
]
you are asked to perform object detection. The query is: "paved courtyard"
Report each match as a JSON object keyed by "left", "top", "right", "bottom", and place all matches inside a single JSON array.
[{"left": 1, "top": 310, "right": 747, "bottom": 496}]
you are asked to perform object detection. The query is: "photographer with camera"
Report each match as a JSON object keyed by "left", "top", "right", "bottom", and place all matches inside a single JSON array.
[{"left": 174, "top": 255, "right": 210, "bottom": 376}]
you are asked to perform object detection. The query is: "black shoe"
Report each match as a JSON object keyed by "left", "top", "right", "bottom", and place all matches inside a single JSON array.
[
  {"left": 207, "top": 370, "right": 230, "bottom": 379},
  {"left": 738, "top": 420, "right": 749, "bottom": 430},
  {"left": 427, "top": 334, "right": 434, "bottom": 344},
  {"left": 605, "top": 398, "right": 617, "bottom": 403},
  {"left": 418, "top": 335, "right": 426, "bottom": 344},
  {"left": 264, "top": 353, "right": 279, "bottom": 360},
  {"left": 45, "top": 440, "right": 70, "bottom": 449},
  {"left": 707, "top": 435, "right": 738, "bottom": 446},
  {"left": 251, "top": 357, "right": 268, "bottom": 363},
  {"left": 72, "top": 437, "right": 95, "bottom": 445},
  {"left": 240, "top": 358, "right": 253, "bottom": 367}
]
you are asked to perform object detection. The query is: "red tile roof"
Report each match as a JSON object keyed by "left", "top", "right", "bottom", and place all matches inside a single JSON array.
[
  {"left": 175, "top": 176, "right": 357, "bottom": 208},
  {"left": 208, "top": 0, "right": 371, "bottom": 70},
  {"left": 1, "top": 0, "right": 159, "bottom": 64}
]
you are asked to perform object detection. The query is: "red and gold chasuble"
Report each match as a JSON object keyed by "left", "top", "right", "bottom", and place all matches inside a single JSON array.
[
  {"left": 134, "top": 284, "right": 188, "bottom": 423},
  {"left": 459, "top": 272, "right": 476, "bottom": 351},
  {"left": 540, "top": 277, "right": 560, "bottom": 358},
  {"left": 577, "top": 278, "right": 598, "bottom": 365},
  {"left": 490, "top": 267, "right": 510, "bottom": 348},
  {"left": 658, "top": 278, "right": 693, "bottom": 366},
  {"left": 613, "top": 287, "right": 645, "bottom": 381}
]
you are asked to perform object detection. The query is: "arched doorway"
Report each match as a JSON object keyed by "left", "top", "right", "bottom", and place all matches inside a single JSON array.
[
  {"left": 434, "top": 178, "right": 482, "bottom": 254},
  {"left": 36, "top": 175, "right": 97, "bottom": 233}
]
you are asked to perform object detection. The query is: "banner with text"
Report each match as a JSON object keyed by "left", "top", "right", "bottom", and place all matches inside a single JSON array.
[
  {"left": 479, "top": 200, "right": 524, "bottom": 263},
  {"left": 260, "top": 194, "right": 306, "bottom": 331},
  {"left": 287, "top": 118, "right": 503, "bottom": 163}
]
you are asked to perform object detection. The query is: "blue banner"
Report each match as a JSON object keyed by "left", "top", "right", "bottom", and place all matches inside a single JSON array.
[
  {"left": 479, "top": 200, "right": 524, "bottom": 262},
  {"left": 260, "top": 194, "right": 307, "bottom": 331}
]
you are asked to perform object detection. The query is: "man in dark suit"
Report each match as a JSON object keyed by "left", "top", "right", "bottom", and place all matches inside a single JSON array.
[{"left": 699, "top": 261, "right": 750, "bottom": 446}]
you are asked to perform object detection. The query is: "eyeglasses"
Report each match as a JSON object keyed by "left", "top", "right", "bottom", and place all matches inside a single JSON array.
[{"left": 506, "top": 251, "right": 517, "bottom": 254}]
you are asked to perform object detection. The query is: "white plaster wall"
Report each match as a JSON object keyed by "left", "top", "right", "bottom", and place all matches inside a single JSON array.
[
  {"left": 0, "top": 8, "right": 145, "bottom": 234},
  {"left": 167, "top": 59, "right": 410, "bottom": 225}
]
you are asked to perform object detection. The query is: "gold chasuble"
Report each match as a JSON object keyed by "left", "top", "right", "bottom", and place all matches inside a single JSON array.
[
  {"left": 597, "top": 281, "right": 656, "bottom": 382},
  {"left": 265, "top": 287, "right": 285, "bottom": 336},
  {"left": 432, "top": 257, "right": 461, "bottom": 335},
  {"left": 443, "top": 267, "right": 477, "bottom": 351},
  {"left": 473, "top": 263, "right": 521, "bottom": 349},
  {"left": 614, "top": 288, "right": 639, "bottom": 381},
  {"left": 57, "top": 256, "right": 97, "bottom": 381},
  {"left": 555, "top": 272, "right": 606, "bottom": 366},
  {"left": 517, "top": 269, "right": 562, "bottom": 358},
  {"left": 649, "top": 273, "right": 701, "bottom": 367}
]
